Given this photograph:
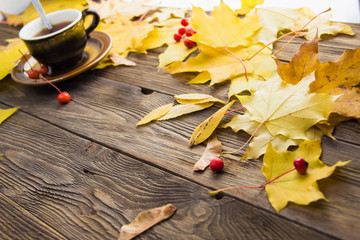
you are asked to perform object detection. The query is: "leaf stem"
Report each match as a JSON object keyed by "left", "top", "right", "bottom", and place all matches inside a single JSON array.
[
  {"left": 224, "top": 46, "right": 248, "bottom": 81},
  {"left": 41, "top": 76, "right": 62, "bottom": 94},
  {"left": 209, "top": 168, "right": 295, "bottom": 195},
  {"left": 247, "top": 29, "right": 306, "bottom": 61},
  {"left": 274, "top": 8, "right": 331, "bottom": 56},
  {"left": 225, "top": 107, "right": 246, "bottom": 115},
  {"left": 138, "top": 9, "right": 150, "bottom": 23}
]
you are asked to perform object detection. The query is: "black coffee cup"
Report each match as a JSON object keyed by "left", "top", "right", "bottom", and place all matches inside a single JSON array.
[{"left": 19, "top": 9, "right": 100, "bottom": 71}]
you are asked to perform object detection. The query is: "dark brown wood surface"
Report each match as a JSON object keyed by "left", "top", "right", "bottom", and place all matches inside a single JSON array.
[{"left": 0, "top": 22, "right": 359, "bottom": 240}]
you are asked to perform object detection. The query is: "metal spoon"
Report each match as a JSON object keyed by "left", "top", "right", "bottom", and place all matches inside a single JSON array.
[{"left": 31, "top": 0, "right": 52, "bottom": 30}]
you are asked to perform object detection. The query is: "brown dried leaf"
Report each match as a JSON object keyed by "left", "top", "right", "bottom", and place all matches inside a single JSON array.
[
  {"left": 331, "top": 88, "right": 360, "bottom": 120},
  {"left": 276, "top": 34, "right": 319, "bottom": 85},
  {"left": 109, "top": 53, "right": 136, "bottom": 66},
  {"left": 194, "top": 135, "right": 222, "bottom": 171},
  {"left": 310, "top": 48, "right": 360, "bottom": 95},
  {"left": 118, "top": 203, "right": 176, "bottom": 240}
]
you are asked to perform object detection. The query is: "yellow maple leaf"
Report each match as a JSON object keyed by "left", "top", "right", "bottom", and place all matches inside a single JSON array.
[
  {"left": 189, "top": 100, "right": 234, "bottom": 146},
  {"left": 138, "top": 26, "right": 179, "bottom": 53},
  {"left": 0, "top": 108, "right": 17, "bottom": 125},
  {"left": 166, "top": 43, "right": 275, "bottom": 85},
  {"left": 262, "top": 140, "right": 349, "bottom": 212},
  {"left": 158, "top": 42, "right": 197, "bottom": 68},
  {"left": 310, "top": 49, "right": 360, "bottom": 95},
  {"left": 187, "top": 71, "right": 211, "bottom": 85},
  {"left": 7, "top": 0, "right": 87, "bottom": 24},
  {"left": 190, "top": 2, "right": 262, "bottom": 48},
  {"left": 0, "top": 38, "right": 27, "bottom": 80},
  {"left": 223, "top": 74, "right": 337, "bottom": 159},
  {"left": 331, "top": 88, "right": 360, "bottom": 120},
  {"left": 276, "top": 34, "right": 320, "bottom": 85},
  {"left": 235, "top": 0, "right": 264, "bottom": 15},
  {"left": 228, "top": 75, "right": 265, "bottom": 97},
  {"left": 96, "top": 19, "right": 154, "bottom": 57},
  {"left": 137, "top": 103, "right": 174, "bottom": 126}
]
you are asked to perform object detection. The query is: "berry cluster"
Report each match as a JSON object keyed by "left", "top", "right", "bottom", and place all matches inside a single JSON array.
[
  {"left": 19, "top": 50, "right": 71, "bottom": 104},
  {"left": 173, "top": 18, "right": 197, "bottom": 49}
]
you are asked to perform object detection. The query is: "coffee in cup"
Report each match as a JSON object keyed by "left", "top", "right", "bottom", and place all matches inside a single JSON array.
[{"left": 19, "top": 8, "right": 100, "bottom": 71}]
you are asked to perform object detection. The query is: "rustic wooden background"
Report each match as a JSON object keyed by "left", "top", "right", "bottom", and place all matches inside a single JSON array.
[{"left": 0, "top": 22, "right": 359, "bottom": 239}]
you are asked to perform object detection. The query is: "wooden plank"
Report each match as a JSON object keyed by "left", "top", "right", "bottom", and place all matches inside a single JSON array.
[
  {"left": 0, "top": 105, "right": 333, "bottom": 240},
  {"left": 0, "top": 73, "right": 359, "bottom": 239},
  {"left": 0, "top": 192, "right": 67, "bottom": 240}
]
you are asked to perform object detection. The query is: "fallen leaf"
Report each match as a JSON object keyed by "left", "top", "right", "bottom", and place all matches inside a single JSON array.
[
  {"left": 194, "top": 135, "right": 222, "bottom": 171},
  {"left": 331, "top": 88, "right": 360, "bottom": 120},
  {"left": 158, "top": 102, "right": 214, "bottom": 121},
  {"left": 276, "top": 34, "right": 319, "bottom": 85},
  {"left": 223, "top": 74, "right": 336, "bottom": 159},
  {"left": 255, "top": 7, "right": 354, "bottom": 41},
  {"left": 174, "top": 93, "right": 225, "bottom": 104},
  {"left": 159, "top": 42, "right": 197, "bottom": 68},
  {"left": 137, "top": 103, "right": 174, "bottom": 126},
  {"left": 96, "top": 19, "right": 154, "bottom": 57},
  {"left": 310, "top": 48, "right": 360, "bottom": 95},
  {"left": 109, "top": 53, "right": 136, "bottom": 66},
  {"left": 166, "top": 43, "right": 275, "bottom": 85},
  {"left": 236, "top": 75, "right": 336, "bottom": 140},
  {"left": 189, "top": 100, "right": 234, "bottom": 146},
  {"left": 228, "top": 75, "right": 265, "bottom": 97},
  {"left": 262, "top": 140, "right": 349, "bottom": 212},
  {"left": 0, "top": 108, "right": 17, "bottom": 125},
  {"left": 187, "top": 71, "right": 211, "bottom": 85},
  {"left": 235, "top": 0, "right": 264, "bottom": 15},
  {"left": 118, "top": 203, "right": 176, "bottom": 240},
  {"left": 138, "top": 25, "right": 180, "bottom": 53},
  {"left": 0, "top": 38, "right": 27, "bottom": 80},
  {"left": 190, "top": 2, "right": 262, "bottom": 48}
]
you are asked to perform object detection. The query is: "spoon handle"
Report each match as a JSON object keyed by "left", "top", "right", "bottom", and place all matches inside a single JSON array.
[{"left": 31, "top": 0, "right": 52, "bottom": 30}]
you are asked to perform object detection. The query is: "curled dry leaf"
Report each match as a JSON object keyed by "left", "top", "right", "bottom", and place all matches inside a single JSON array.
[
  {"left": 158, "top": 102, "right": 214, "bottom": 121},
  {"left": 194, "top": 135, "right": 222, "bottom": 171},
  {"left": 109, "top": 53, "right": 137, "bottom": 66},
  {"left": 276, "top": 34, "right": 319, "bottom": 85},
  {"left": 174, "top": 93, "right": 225, "bottom": 104},
  {"left": 118, "top": 203, "right": 176, "bottom": 240},
  {"left": 137, "top": 103, "right": 174, "bottom": 126}
]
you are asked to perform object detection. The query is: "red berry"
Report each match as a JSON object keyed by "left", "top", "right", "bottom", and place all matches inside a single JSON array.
[
  {"left": 181, "top": 18, "right": 189, "bottom": 27},
  {"left": 39, "top": 65, "right": 48, "bottom": 75},
  {"left": 27, "top": 69, "right": 39, "bottom": 79},
  {"left": 173, "top": 33, "right": 182, "bottom": 42},
  {"left": 178, "top": 27, "right": 186, "bottom": 35},
  {"left": 210, "top": 158, "right": 224, "bottom": 173},
  {"left": 294, "top": 158, "right": 308, "bottom": 174},
  {"left": 57, "top": 91, "right": 71, "bottom": 104},
  {"left": 184, "top": 38, "right": 196, "bottom": 49},
  {"left": 185, "top": 28, "right": 196, "bottom": 37}
]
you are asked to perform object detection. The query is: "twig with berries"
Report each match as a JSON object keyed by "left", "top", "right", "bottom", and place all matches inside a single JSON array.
[
  {"left": 208, "top": 158, "right": 308, "bottom": 196},
  {"left": 18, "top": 50, "right": 71, "bottom": 104}
]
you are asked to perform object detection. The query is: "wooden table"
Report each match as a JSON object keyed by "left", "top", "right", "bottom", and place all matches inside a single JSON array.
[{"left": 0, "top": 22, "right": 359, "bottom": 240}]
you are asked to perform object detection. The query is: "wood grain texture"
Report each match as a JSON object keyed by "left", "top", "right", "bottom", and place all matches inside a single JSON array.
[
  {"left": 0, "top": 72, "right": 359, "bottom": 238},
  {"left": 0, "top": 22, "right": 359, "bottom": 239},
  {"left": 0, "top": 192, "right": 67, "bottom": 240},
  {"left": 0, "top": 106, "right": 333, "bottom": 240}
]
